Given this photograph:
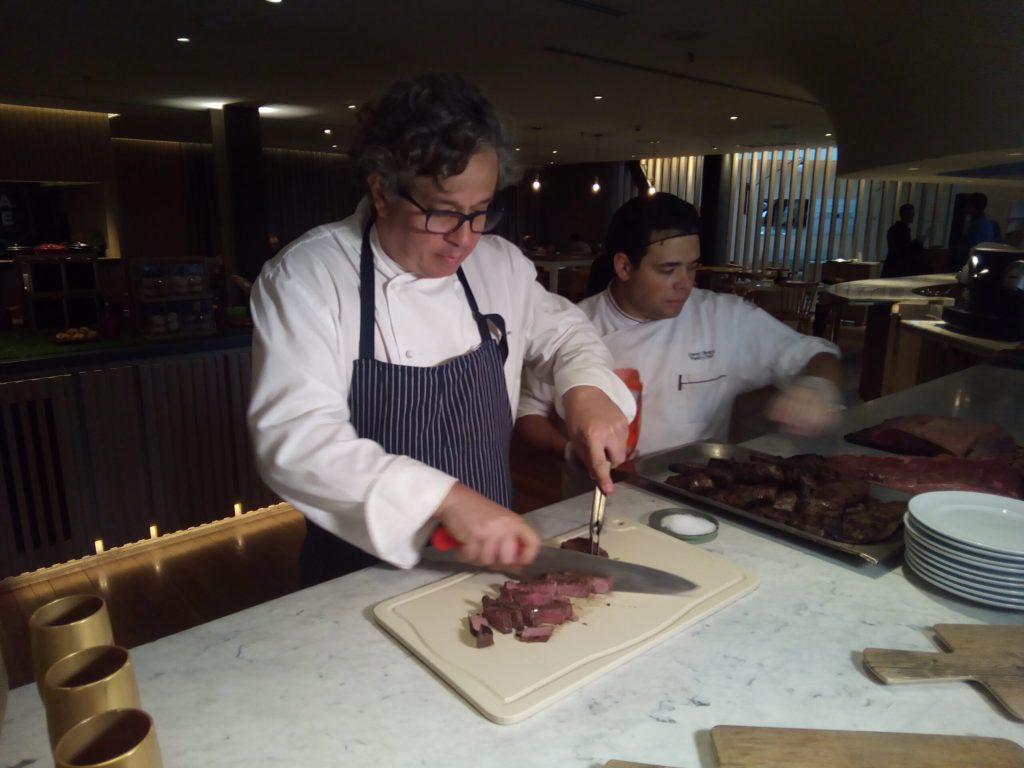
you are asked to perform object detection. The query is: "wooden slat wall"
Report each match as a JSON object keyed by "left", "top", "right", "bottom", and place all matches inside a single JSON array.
[
  {"left": 640, "top": 156, "right": 704, "bottom": 209},
  {"left": 0, "top": 376, "right": 94, "bottom": 576},
  {"left": 0, "top": 348, "right": 279, "bottom": 578},
  {"left": 78, "top": 367, "right": 152, "bottom": 549},
  {"left": 716, "top": 146, "right": 958, "bottom": 278},
  {"left": 0, "top": 104, "right": 114, "bottom": 183}
]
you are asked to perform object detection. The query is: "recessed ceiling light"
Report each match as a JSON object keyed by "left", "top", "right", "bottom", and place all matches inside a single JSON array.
[
  {"left": 107, "top": 113, "right": 120, "bottom": 119},
  {"left": 729, "top": 115, "right": 738, "bottom": 120},
  {"left": 593, "top": 95, "right": 603, "bottom": 100},
  {"left": 711, "top": 145, "right": 718, "bottom": 150},
  {"left": 825, "top": 132, "right": 833, "bottom": 137},
  {"left": 347, "top": 104, "right": 356, "bottom": 110},
  {"left": 551, "top": 149, "right": 558, "bottom": 154},
  {"left": 176, "top": 37, "right": 190, "bottom": 43},
  {"left": 258, "top": 106, "right": 278, "bottom": 114},
  {"left": 324, "top": 129, "right": 332, "bottom": 135},
  {"left": 1009, "top": 152, "right": 1022, "bottom": 156},
  {"left": 266, "top": 0, "right": 283, "bottom": 3},
  {"left": 907, "top": 167, "right": 919, "bottom": 171},
  {"left": 514, "top": 147, "right": 520, "bottom": 151},
  {"left": 331, "top": 144, "right": 338, "bottom": 149}
]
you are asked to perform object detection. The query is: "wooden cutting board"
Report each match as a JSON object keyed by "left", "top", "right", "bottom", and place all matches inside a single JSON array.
[
  {"left": 711, "top": 725, "right": 1024, "bottom": 767},
  {"left": 374, "top": 519, "right": 757, "bottom": 724},
  {"left": 863, "top": 624, "right": 1024, "bottom": 720}
]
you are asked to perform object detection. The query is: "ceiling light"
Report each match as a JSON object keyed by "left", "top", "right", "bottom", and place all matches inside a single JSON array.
[
  {"left": 258, "top": 106, "right": 279, "bottom": 114},
  {"left": 711, "top": 145, "right": 718, "bottom": 151},
  {"left": 515, "top": 147, "right": 520, "bottom": 152},
  {"left": 331, "top": 144, "right": 338, "bottom": 149},
  {"left": 551, "top": 149, "right": 558, "bottom": 154},
  {"left": 266, "top": 0, "right": 283, "bottom": 3},
  {"left": 825, "top": 132, "right": 833, "bottom": 137},
  {"left": 647, "top": 185, "right": 656, "bottom": 196},
  {"left": 1009, "top": 152, "right": 1022, "bottom": 156},
  {"left": 729, "top": 115, "right": 738, "bottom": 120},
  {"left": 906, "top": 167, "right": 919, "bottom": 171},
  {"left": 591, "top": 179, "right": 601, "bottom": 194},
  {"left": 531, "top": 175, "right": 541, "bottom": 192},
  {"left": 176, "top": 37, "right": 190, "bottom": 43},
  {"left": 593, "top": 95, "right": 603, "bottom": 100},
  {"left": 324, "top": 129, "right": 332, "bottom": 135},
  {"left": 347, "top": 104, "right": 357, "bottom": 110},
  {"left": 107, "top": 113, "right": 120, "bottom": 119}
]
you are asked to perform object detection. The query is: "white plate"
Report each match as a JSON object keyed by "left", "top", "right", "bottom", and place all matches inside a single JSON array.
[
  {"left": 905, "top": 550, "right": 1024, "bottom": 610},
  {"left": 906, "top": 515, "right": 1024, "bottom": 565},
  {"left": 906, "top": 539, "right": 1024, "bottom": 591},
  {"left": 904, "top": 517, "right": 1024, "bottom": 574},
  {"left": 908, "top": 491, "right": 1024, "bottom": 557}
]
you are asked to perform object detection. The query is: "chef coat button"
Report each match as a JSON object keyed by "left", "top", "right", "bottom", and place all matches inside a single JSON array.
[{"left": 405, "top": 350, "right": 414, "bottom": 359}]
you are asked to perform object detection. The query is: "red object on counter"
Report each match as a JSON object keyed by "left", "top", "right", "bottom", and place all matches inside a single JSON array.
[
  {"left": 431, "top": 526, "right": 462, "bottom": 551},
  {"left": 33, "top": 243, "right": 68, "bottom": 254},
  {"left": 615, "top": 367, "right": 642, "bottom": 453}
]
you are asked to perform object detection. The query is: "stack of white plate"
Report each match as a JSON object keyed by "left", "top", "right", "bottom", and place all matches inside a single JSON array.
[{"left": 904, "top": 491, "right": 1024, "bottom": 610}]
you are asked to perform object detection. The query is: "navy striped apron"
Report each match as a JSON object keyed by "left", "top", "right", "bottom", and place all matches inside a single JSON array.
[{"left": 300, "top": 216, "right": 515, "bottom": 586}]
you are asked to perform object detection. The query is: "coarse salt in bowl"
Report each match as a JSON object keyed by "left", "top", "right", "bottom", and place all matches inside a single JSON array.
[{"left": 649, "top": 508, "right": 719, "bottom": 543}]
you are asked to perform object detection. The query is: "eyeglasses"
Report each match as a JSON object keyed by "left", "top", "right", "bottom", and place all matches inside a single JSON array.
[{"left": 399, "top": 190, "right": 504, "bottom": 234}]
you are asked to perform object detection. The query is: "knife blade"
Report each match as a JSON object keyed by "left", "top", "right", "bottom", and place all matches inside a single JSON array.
[{"left": 424, "top": 527, "right": 697, "bottom": 595}]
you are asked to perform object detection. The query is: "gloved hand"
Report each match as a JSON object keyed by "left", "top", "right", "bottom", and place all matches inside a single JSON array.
[{"left": 766, "top": 375, "right": 844, "bottom": 437}]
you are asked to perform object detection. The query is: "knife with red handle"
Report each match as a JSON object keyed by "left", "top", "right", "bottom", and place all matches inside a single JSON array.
[{"left": 426, "top": 525, "right": 697, "bottom": 595}]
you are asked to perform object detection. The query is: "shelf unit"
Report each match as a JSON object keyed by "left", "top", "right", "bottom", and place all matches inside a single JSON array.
[
  {"left": 17, "top": 255, "right": 100, "bottom": 331},
  {"left": 132, "top": 259, "right": 216, "bottom": 339}
]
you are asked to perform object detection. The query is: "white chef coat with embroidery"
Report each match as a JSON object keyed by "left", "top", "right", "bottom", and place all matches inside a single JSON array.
[
  {"left": 248, "top": 200, "right": 635, "bottom": 568},
  {"left": 518, "top": 287, "right": 839, "bottom": 456}
]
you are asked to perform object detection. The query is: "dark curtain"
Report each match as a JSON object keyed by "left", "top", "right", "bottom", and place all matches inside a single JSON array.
[{"left": 262, "top": 149, "right": 363, "bottom": 250}]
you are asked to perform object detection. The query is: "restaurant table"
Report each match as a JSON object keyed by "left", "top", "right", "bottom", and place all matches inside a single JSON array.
[
  {"left": 4, "top": 366, "right": 1022, "bottom": 768},
  {"left": 531, "top": 256, "right": 594, "bottom": 293},
  {"left": 817, "top": 272, "right": 958, "bottom": 342}
]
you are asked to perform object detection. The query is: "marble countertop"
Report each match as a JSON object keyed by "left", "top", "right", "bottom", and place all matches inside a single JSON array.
[
  {"left": 820, "top": 273, "right": 957, "bottom": 304},
  {"left": 900, "top": 319, "right": 1021, "bottom": 356},
  {"left": 4, "top": 365, "right": 1023, "bottom": 767}
]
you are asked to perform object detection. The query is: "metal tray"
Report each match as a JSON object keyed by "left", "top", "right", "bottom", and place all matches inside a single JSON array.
[{"left": 614, "top": 442, "right": 907, "bottom": 564}]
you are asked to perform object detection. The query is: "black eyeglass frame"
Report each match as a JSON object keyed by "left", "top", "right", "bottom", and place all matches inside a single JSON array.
[{"left": 398, "top": 189, "right": 504, "bottom": 234}]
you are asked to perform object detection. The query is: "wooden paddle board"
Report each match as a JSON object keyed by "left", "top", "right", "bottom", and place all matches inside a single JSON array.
[
  {"left": 374, "top": 519, "right": 757, "bottom": 724},
  {"left": 863, "top": 624, "right": 1024, "bottom": 720},
  {"left": 711, "top": 725, "right": 1024, "bottom": 767}
]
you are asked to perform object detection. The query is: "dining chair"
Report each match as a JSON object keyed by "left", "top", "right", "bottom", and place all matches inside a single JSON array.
[{"left": 746, "top": 280, "right": 819, "bottom": 334}]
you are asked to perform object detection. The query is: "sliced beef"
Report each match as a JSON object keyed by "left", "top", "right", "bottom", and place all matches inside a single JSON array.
[
  {"left": 559, "top": 536, "right": 609, "bottom": 558},
  {"left": 481, "top": 595, "right": 524, "bottom": 633},
  {"left": 518, "top": 626, "right": 554, "bottom": 643},
  {"left": 501, "top": 580, "right": 559, "bottom": 606},
  {"left": 523, "top": 600, "right": 574, "bottom": 627},
  {"left": 467, "top": 614, "right": 494, "bottom": 648}
]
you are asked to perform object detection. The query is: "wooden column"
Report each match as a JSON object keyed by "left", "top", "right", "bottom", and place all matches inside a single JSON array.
[{"left": 210, "top": 105, "right": 269, "bottom": 297}]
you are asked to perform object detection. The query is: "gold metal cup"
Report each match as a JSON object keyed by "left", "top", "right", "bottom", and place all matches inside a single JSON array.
[
  {"left": 29, "top": 594, "right": 114, "bottom": 694},
  {"left": 43, "top": 644, "right": 141, "bottom": 748},
  {"left": 54, "top": 708, "right": 162, "bottom": 768}
]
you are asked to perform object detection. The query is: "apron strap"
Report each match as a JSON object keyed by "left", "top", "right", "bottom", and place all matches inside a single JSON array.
[
  {"left": 358, "top": 212, "right": 377, "bottom": 361},
  {"left": 457, "top": 269, "right": 509, "bottom": 363}
]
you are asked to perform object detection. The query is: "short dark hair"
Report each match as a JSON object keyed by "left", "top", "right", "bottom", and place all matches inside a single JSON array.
[
  {"left": 899, "top": 203, "right": 914, "bottom": 215},
  {"left": 605, "top": 193, "right": 701, "bottom": 267},
  {"left": 350, "top": 73, "right": 520, "bottom": 197},
  {"left": 969, "top": 192, "right": 988, "bottom": 212}
]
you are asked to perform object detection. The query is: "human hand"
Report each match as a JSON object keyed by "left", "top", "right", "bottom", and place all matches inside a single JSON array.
[
  {"left": 766, "top": 375, "right": 843, "bottom": 437},
  {"left": 433, "top": 483, "right": 541, "bottom": 567},
  {"left": 561, "top": 385, "right": 629, "bottom": 495}
]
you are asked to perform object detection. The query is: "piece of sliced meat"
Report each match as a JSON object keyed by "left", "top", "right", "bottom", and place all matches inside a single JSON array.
[
  {"left": 467, "top": 614, "right": 494, "bottom": 648},
  {"left": 859, "top": 415, "right": 1016, "bottom": 458},
  {"left": 518, "top": 626, "right": 555, "bottom": 643},
  {"left": 560, "top": 536, "right": 608, "bottom": 558},
  {"left": 828, "top": 454, "right": 1023, "bottom": 498}
]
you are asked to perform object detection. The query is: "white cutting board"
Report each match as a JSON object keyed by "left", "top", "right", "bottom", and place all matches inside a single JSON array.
[{"left": 374, "top": 518, "right": 758, "bottom": 724}]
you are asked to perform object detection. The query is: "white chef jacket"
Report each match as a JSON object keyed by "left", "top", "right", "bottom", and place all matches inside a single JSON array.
[
  {"left": 248, "top": 199, "right": 635, "bottom": 568},
  {"left": 518, "top": 287, "right": 840, "bottom": 456}
]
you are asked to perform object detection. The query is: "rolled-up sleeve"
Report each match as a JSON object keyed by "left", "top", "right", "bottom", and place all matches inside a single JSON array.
[{"left": 247, "top": 261, "right": 455, "bottom": 568}]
